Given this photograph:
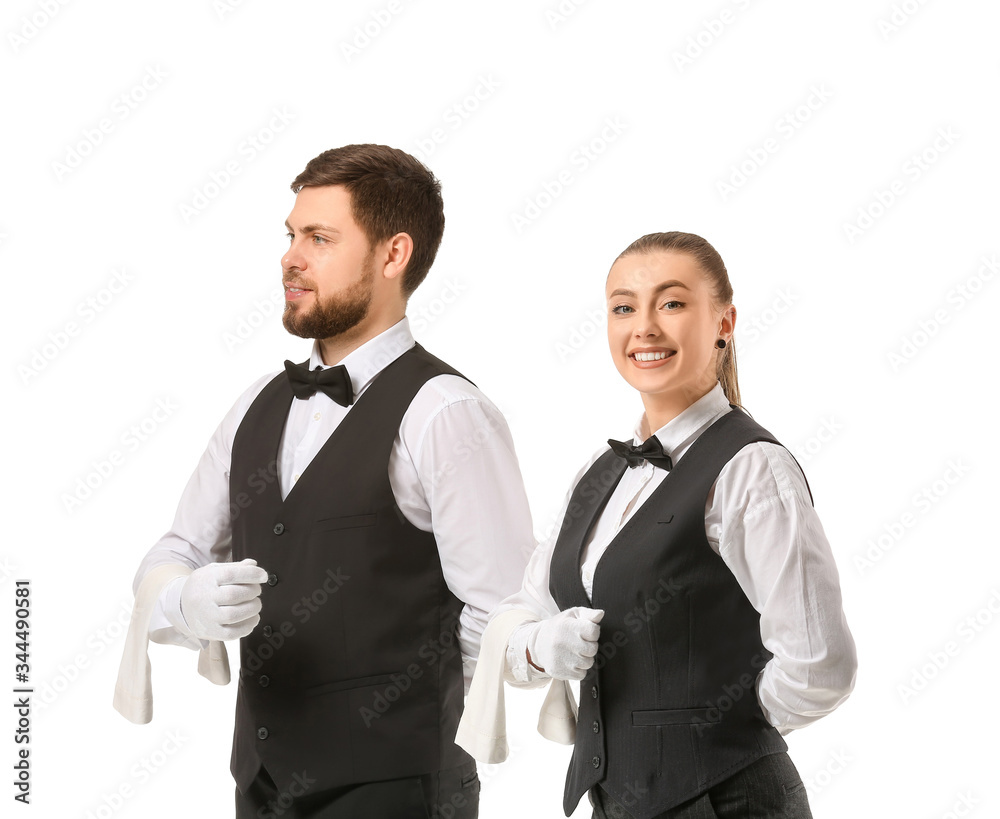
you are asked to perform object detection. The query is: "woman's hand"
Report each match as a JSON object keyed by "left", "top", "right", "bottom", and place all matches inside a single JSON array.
[{"left": 526, "top": 607, "right": 605, "bottom": 681}]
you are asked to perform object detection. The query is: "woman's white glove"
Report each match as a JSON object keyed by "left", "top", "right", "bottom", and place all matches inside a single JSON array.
[
  {"left": 178, "top": 559, "right": 269, "bottom": 641},
  {"left": 526, "top": 606, "right": 605, "bottom": 681}
]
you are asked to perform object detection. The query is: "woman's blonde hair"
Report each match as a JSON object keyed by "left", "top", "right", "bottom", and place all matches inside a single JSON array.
[{"left": 613, "top": 231, "right": 741, "bottom": 408}]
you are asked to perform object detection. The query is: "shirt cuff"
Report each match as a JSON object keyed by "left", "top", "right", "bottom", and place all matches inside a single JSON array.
[
  {"left": 754, "top": 661, "right": 855, "bottom": 735},
  {"left": 504, "top": 622, "right": 548, "bottom": 684}
]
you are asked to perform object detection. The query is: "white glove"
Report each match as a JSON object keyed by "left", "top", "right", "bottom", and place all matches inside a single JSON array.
[
  {"left": 526, "top": 606, "right": 605, "bottom": 681},
  {"left": 178, "top": 559, "right": 269, "bottom": 641}
]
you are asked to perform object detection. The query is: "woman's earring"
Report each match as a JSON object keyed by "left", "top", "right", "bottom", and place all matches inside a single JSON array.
[{"left": 715, "top": 338, "right": 727, "bottom": 349}]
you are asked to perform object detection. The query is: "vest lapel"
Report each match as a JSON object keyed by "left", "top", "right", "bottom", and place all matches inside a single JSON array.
[{"left": 550, "top": 451, "right": 628, "bottom": 609}]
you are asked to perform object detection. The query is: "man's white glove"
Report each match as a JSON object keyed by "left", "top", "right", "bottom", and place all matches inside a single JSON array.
[
  {"left": 526, "top": 606, "right": 605, "bottom": 681},
  {"left": 178, "top": 559, "right": 269, "bottom": 641}
]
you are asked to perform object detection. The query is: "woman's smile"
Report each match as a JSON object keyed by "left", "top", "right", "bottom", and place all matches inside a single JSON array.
[{"left": 628, "top": 347, "right": 677, "bottom": 367}]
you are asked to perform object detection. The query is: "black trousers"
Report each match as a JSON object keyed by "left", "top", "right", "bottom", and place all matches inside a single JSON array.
[
  {"left": 236, "top": 761, "right": 479, "bottom": 819},
  {"left": 590, "top": 752, "right": 812, "bottom": 819}
]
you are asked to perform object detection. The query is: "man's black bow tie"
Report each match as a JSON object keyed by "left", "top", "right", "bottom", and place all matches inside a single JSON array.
[
  {"left": 607, "top": 436, "right": 673, "bottom": 471},
  {"left": 284, "top": 360, "right": 354, "bottom": 406}
]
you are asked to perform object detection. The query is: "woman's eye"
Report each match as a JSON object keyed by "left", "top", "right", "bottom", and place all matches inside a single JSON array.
[
  {"left": 285, "top": 232, "right": 294, "bottom": 240},
  {"left": 611, "top": 304, "right": 634, "bottom": 315},
  {"left": 662, "top": 300, "right": 684, "bottom": 310},
  {"left": 313, "top": 235, "right": 327, "bottom": 243}
]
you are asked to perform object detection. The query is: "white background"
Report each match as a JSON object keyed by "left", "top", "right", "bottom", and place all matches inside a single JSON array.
[{"left": 3, "top": 0, "right": 999, "bottom": 816}]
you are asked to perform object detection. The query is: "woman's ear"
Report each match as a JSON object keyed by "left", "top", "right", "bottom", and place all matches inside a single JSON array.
[{"left": 718, "top": 305, "right": 736, "bottom": 342}]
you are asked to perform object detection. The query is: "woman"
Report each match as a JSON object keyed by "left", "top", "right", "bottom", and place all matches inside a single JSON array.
[{"left": 461, "top": 232, "right": 857, "bottom": 819}]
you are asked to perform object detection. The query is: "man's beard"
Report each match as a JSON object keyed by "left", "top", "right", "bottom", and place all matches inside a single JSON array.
[{"left": 282, "top": 252, "right": 375, "bottom": 340}]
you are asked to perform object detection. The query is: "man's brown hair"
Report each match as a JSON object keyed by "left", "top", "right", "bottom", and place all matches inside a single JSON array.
[{"left": 291, "top": 144, "right": 445, "bottom": 297}]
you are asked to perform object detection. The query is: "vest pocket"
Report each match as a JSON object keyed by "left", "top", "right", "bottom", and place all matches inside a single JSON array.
[
  {"left": 311, "top": 513, "right": 378, "bottom": 533},
  {"left": 306, "top": 672, "right": 396, "bottom": 696},
  {"left": 631, "top": 707, "right": 722, "bottom": 727}
]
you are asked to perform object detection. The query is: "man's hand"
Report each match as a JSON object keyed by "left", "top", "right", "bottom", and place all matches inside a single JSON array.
[
  {"left": 527, "top": 607, "right": 605, "bottom": 681},
  {"left": 179, "top": 559, "right": 269, "bottom": 641}
]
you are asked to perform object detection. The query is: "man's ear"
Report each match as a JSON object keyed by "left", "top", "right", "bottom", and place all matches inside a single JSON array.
[{"left": 380, "top": 232, "right": 413, "bottom": 283}]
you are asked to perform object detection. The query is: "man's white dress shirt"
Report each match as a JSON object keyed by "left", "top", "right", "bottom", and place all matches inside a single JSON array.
[
  {"left": 133, "top": 317, "right": 535, "bottom": 689},
  {"left": 498, "top": 383, "right": 857, "bottom": 735}
]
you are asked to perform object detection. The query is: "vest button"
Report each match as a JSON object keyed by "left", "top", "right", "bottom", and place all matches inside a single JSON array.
[
  {"left": 262, "top": 625, "right": 273, "bottom": 637},
  {"left": 259, "top": 675, "right": 270, "bottom": 688},
  {"left": 257, "top": 727, "right": 269, "bottom": 740},
  {"left": 592, "top": 721, "right": 600, "bottom": 734},
  {"left": 591, "top": 686, "right": 598, "bottom": 699},
  {"left": 273, "top": 523, "right": 285, "bottom": 535},
  {"left": 267, "top": 573, "right": 278, "bottom": 586},
  {"left": 592, "top": 756, "right": 601, "bottom": 769}
]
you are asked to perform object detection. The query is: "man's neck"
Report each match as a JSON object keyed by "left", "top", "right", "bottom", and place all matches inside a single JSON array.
[{"left": 317, "top": 312, "right": 405, "bottom": 365}]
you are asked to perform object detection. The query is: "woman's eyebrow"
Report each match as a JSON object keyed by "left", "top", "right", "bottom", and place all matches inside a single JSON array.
[{"left": 609, "top": 280, "right": 690, "bottom": 298}]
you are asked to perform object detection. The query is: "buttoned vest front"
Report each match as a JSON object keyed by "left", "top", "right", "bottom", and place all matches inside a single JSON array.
[
  {"left": 228, "top": 344, "right": 472, "bottom": 794},
  {"left": 550, "top": 409, "right": 801, "bottom": 819}
]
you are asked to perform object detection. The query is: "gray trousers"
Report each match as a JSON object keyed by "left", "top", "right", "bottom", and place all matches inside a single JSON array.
[{"left": 590, "top": 752, "right": 812, "bottom": 819}]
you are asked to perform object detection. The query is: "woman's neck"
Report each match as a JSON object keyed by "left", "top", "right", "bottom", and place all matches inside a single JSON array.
[{"left": 639, "top": 381, "right": 717, "bottom": 439}]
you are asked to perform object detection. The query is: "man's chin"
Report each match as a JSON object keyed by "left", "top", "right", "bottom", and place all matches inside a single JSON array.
[
  {"left": 282, "top": 313, "right": 313, "bottom": 340},
  {"left": 280, "top": 296, "right": 371, "bottom": 342}
]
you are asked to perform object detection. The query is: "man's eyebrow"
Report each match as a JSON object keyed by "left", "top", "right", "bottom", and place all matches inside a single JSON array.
[
  {"left": 284, "top": 220, "right": 342, "bottom": 235},
  {"left": 608, "top": 280, "right": 691, "bottom": 298}
]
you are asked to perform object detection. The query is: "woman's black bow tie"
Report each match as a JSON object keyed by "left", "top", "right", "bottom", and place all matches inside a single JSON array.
[{"left": 607, "top": 436, "right": 673, "bottom": 471}]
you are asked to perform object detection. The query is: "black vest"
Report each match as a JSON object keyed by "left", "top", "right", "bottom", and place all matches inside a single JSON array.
[
  {"left": 550, "top": 409, "right": 800, "bottom": 819},
  {"left": 228, "top": 344, "right": 472, "bottom": 794}
]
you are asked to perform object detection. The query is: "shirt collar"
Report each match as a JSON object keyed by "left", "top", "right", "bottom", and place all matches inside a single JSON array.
[
  {"left": 631, "top": 382, "right": 734, "bottom": 465},
  {"left": 307, "top": 317, "right": 416, "bottom": 400}
]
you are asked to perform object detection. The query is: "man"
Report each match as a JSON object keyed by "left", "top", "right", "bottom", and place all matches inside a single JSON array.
[{"left": 127, "top": 144, "right": 534, "bottom": 817}]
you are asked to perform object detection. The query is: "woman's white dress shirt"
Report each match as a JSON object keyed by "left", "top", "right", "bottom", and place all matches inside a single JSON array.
[{"left": 498, "top": 382, "right": 857, "bottom": 735}]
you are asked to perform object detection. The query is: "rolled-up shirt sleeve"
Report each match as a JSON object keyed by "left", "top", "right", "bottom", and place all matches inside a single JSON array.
[{"left": 711, "top": 443, "right": 857, "bottom": 733}]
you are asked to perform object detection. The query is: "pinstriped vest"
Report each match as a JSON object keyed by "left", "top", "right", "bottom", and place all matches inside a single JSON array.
[{"left": 550, "top": 409, "right": 801, "bottom": 819}]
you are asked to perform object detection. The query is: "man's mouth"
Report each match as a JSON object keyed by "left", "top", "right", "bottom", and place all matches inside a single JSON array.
[{"left": 284, "top": 283, "right": 313, "bottom": 301}]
